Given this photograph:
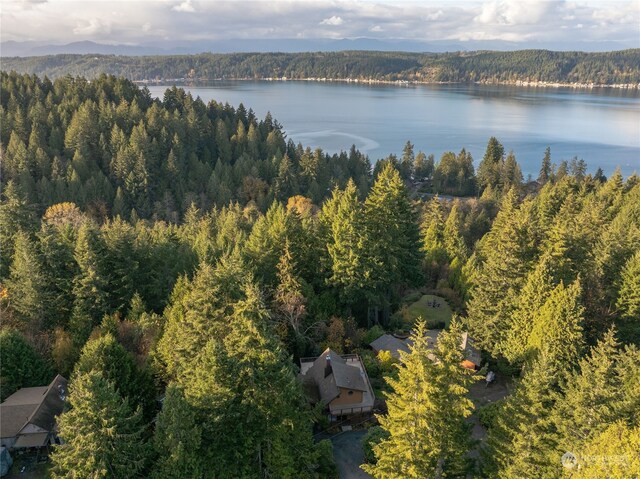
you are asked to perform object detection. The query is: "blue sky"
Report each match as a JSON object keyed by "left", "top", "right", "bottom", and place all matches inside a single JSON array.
[{"left": 2, "top": 0, "right": 639, "bottom": 49}]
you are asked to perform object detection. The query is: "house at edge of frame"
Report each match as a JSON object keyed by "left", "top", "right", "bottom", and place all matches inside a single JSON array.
[{"left": 0, "top": 375, "right": 67, "bottom": 450}]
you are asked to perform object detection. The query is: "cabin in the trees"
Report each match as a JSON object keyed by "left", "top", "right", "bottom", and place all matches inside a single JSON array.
[
  {"left": 0, "top": 375, "right": 67, "bottom": 450},
  {"left": 370, "top": 330, "right": 482, "bottom": 370},
  {"left": 299, "top": 348, "right": 375, "bottom": 418}
]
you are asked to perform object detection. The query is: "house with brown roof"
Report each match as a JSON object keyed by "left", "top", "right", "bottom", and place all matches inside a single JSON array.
[
  {"left": 299, "top": 349, "right": 375, "bottom": 417},
  {"left": 0, "top": 375, "right": 67, "bottom": 449},
  {"left": 370, "top": 330, "right": 482, "bottom": 370}
]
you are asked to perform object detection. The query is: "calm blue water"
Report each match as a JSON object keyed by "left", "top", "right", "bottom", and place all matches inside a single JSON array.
[{"left": 147, "top": 81, "right": 640, "bottom": 177}]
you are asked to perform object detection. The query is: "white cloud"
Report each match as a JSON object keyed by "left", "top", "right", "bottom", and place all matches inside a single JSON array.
[
  {"left": 320, "top": 15, "right": 344, "bottom": 26},
  {"left": 1, "top": 0, "right": 638, "bottom": 50},
  {"left": 73, "top": 18, "right": 111, "bottom": 36},
  {"left": 172, "top": 0, "right": 195, "bottom": 13},
  {"left": 475, "top": 0, "right": 555, "bottom": 25}
]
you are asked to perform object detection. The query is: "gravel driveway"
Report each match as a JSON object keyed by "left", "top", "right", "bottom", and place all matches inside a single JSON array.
[{"left": 331, "top": 430, "right": 373, "bottom": 479}]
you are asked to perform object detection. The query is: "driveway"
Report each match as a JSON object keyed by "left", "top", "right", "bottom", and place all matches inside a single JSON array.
[
  {"left": 468, "top": 375, "right": 511, "bottom": 445},
  {"left": 331, "top": 430, "right": 373, "bottom": 479}
]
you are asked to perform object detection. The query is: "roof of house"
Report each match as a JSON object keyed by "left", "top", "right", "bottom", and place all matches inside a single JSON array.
[
  {"left": 0, "top": 375, "right": 67, "bottom": 440},
  {"left": 302, "top": 349, "right": 368, "bottom": 404},
  {"left": 369, "top": 334, "right": 411, "bottom": 359},
  {"left": 0, "top": 405, "right": 37, "bottom": 439},
  {"left": 1, "top": 387, "right": 48, "bottom": 407},
  {"left": 369, "top": 330, "right": 481, "bottom": 366},
  {"left": 460, "top": 332, "right": 482, "bottom": 366}
]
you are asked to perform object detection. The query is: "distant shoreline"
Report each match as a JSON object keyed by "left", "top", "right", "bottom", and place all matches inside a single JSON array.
[{"left": 133, "top": 77, "right": 640, "bottom": 90}]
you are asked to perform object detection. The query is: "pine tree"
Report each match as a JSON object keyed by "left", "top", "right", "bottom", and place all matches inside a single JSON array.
[
  {"left": 4, "top": 131, "right": 29, "bottom": 178},
  {"left": 179, "top": 283, "right": 320, "bottom": 478},
  {"left": 112, "top": 186, "right": 128, "bottom": 219},
  {"left": 152, "top": 383, "right": 204, "bottom": 478},
  {"left": 273, "top": 240, "right": 308, "bottom": 353},
  {"left": 413, "top": 151, "right": 432, "bottom": 182},
  {"left": 71, "top": 223, "right": 109, "bottom": 331},
  {"left": 74, "top": 333, "right": 156, "bottom": 420},
  {"left": 363, "top": 162, "right": 423, "bottom": 322},
  {"left": 465, "top": 191, "right": 538, "bottom": 355},
  {"left": 421, "top": 196, "right": 448, "bottom": 286},
  {"left": 0, "top": 329, "right": 52, "bottom": 401},
  {"left": 538, "top": 193, "right": 586, "bottom": 287},
  {"left": 483, "top": 347, "right": 563, "bottom": 479},
  {"left": 244, "top": 201, "right": 295, "bottom": 287},
  {"left": 399, "top": 140, "right": 414, "bottom": 181},
  {"left": 322, "top": 180, "right": 369, "bottom": 307},
  {"left": 569, "top": 421, "right": 640, "bottom": 479},
  {"left": 527, "top": 279, "right": 584, "bottom": 370},
  {"left": 594, "top": 183, "right": 640, "bottom": 306},
  {"left": 5, "top": 231, "right": 49, "bottom": 327},
  {"left": 51, "top": 371, "right": 150, "bottom": 478},
  {"left": 157, "top": 255, "right": 250, "bottom": 379},
  {"left": 616, "top": 250, "right": 640, "bottom": 321},
  {"left": 64, "top": 100, "right": 99, "bottom": 159},
  {"left": 363, "top": 320, "right": 475, "bottom": 479},
  {"left": 501, "top": 253, "right": 555, "bottom": 364},
  {"left": 477, "top": 136, "right": 504, "bottom": 192},
  {"left": 0, "top": 181, "right": 37, "bottom": 278},
  {"left": 538, "top": 147, "right": 552, "bottom": 184},
  {"left": 553, "top": 329, "right": 640, "bottom": 459},
  {"left": 443, "top": 199, "right": 468, "bottom": 263},
  {"left": 502, "top": 151, "right": 523, "bottom": 191},
  {"left": 102, "top": 218, "right": 139, "bottom": 313},
  {"left": 274, "top": 154, "right": 299, "bottom": 201}
]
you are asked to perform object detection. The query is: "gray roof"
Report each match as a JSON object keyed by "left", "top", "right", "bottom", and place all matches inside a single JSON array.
[
  {"left": 29, "top": 375, "right": 67, "bottom": 432},
  {"left": 1, "top": 387, "right": 48, "bottom": 406},
  {"left": 369, "top": 334, "right": 411, "bottom": 359},
  {"left": 0, "top": 405, "right": 36, "bottom": 439},
  {"left": 0, "top": 375, "right": 67, "bottom": 440},
  {"left": 303, "top": 349, "right": 368, "bottom": 404},
  {"left": 370, "top": 331, "right": 481, "bottom": 367}
]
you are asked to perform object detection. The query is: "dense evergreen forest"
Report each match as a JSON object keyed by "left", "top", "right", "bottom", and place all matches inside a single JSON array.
[
  {"left": 1, "top": 72, "right": 639, "bottom": 478},
  {"left": 4, "top": 49, "right": 640, "bottom": 85}
]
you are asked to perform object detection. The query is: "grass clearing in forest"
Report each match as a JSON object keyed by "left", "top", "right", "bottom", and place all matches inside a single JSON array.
[{"left": 404, "top": 294, "right": 453, "bottom": 328}]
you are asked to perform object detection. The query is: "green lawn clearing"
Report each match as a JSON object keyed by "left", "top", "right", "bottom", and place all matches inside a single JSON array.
[{"left": 404, "top": 294, "right": 453, "bottom": 328}]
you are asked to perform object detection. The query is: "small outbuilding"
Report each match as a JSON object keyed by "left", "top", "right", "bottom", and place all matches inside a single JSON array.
[{"left": 0, "top": 375, "right": 67, "bottom": 450}]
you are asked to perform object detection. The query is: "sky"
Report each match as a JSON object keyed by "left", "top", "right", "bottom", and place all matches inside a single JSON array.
[{"left": 2, "top": 0, "right": 639, "bottom": 50}]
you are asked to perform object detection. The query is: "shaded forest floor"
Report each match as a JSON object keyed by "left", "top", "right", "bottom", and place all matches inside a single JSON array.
[{"left": 4, "top": 453, "right": 49, "bottom": 479}]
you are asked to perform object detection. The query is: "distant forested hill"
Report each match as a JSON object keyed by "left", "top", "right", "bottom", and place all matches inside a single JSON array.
[{"left": 3, "top": 49, "right": 640, "bottom": 85}]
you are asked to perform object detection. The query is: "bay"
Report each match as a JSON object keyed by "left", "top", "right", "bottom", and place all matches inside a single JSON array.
[{"left": 146, "top": 81, "right": 640, "bottom": 177}]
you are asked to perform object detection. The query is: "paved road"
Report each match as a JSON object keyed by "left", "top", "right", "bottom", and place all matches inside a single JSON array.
[{"left": 331, "top": 430, "right": 373, "bottom": 479}]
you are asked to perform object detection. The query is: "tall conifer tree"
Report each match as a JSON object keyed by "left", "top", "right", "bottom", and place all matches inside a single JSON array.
[
  {"left": 363, "top": 320, "right": 475, "bottom": 478},
  {"left": 51, "top": 371, "right": 149, "bottom": 478}
]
